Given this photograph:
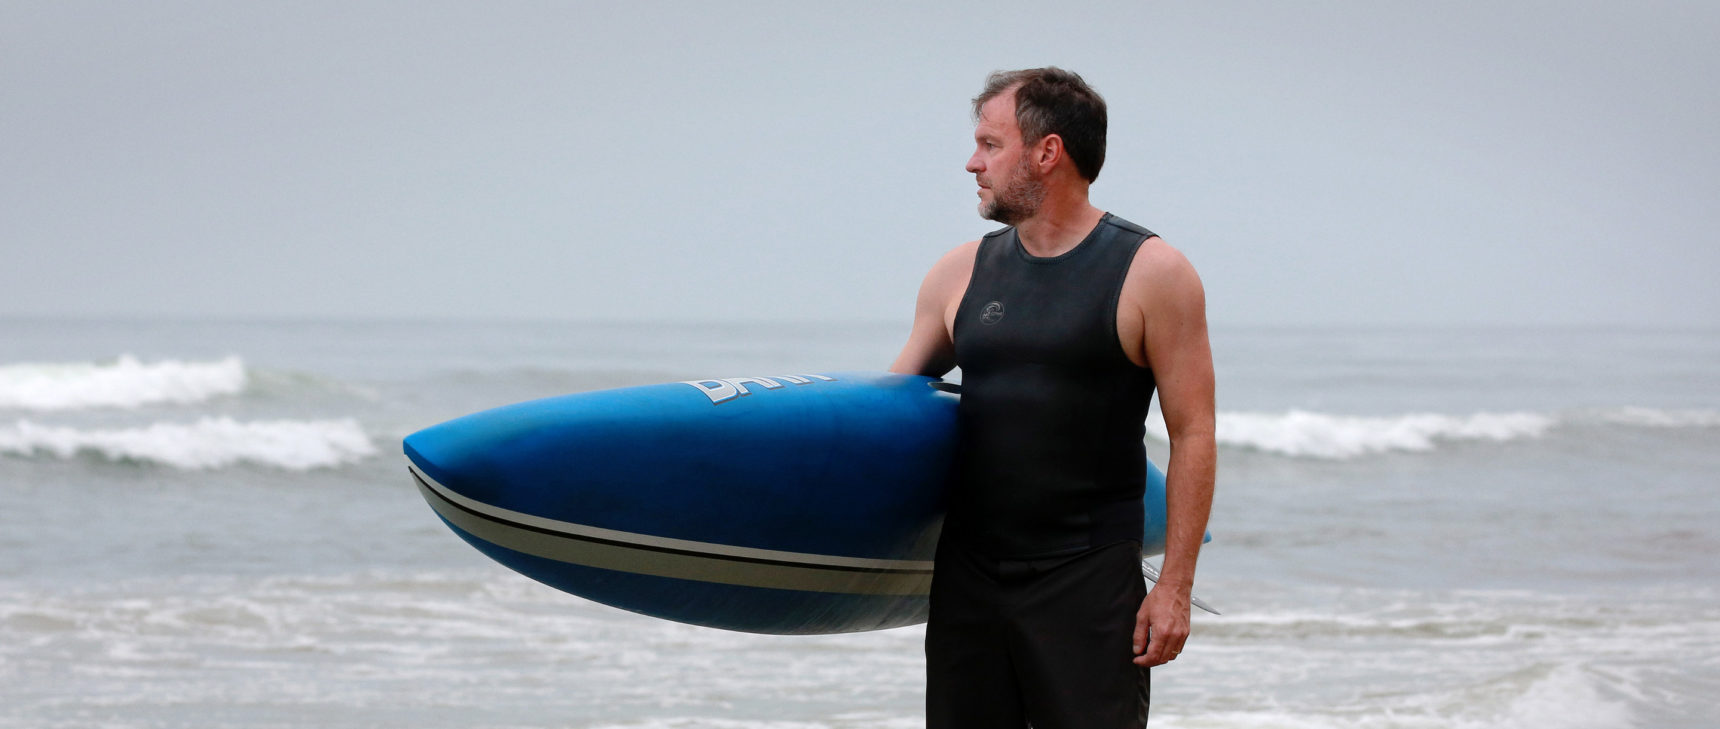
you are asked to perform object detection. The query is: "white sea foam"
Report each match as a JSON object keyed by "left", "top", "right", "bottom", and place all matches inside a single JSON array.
[
  {"left": 587, "top": 719, "right": 919, "bottom": 729},
  {"left": 1146, "top": 409, "right": 1555, "bottom": 459},
  {"left": 0, "top": 417, "right": 375, "bottom": 470},
  {"left": 1494, "top": 663, "right": 1635, "bottom": 729},
  {"left": 1144, "top": 405, "right": 1720, "bottom": 459},
  {"left": 5, "top": 571, "right": 1707, "bottom": 729},
  {"left": 1595, "top": 406, "right": 1720, "bottom": 428},
  {"left": 0, "top": 355, "right": 246, "bottom": 411}
]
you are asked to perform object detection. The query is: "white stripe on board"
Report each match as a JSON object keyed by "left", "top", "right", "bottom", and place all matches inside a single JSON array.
[{"left": 408, "top": 460, "right": 936, "bottom": 573}]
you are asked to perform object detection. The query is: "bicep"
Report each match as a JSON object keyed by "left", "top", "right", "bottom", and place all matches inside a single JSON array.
[
  {"left": 1140, "top": 253, "right": 1215, "bottom": 438},
  {"left": 889, "top": 243, "right": 975, "bottom": 377},
  {"left": 890, "top": 283, "right": 955, "bottom": 375}
]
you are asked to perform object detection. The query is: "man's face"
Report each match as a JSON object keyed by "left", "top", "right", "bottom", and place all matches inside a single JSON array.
[{"left": 967, "top": 91, "right": 1045, "bottom": 225}]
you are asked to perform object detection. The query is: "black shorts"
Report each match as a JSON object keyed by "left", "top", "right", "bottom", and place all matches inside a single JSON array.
[{"left": 926, "top": 539, "right": 1150, "bottom": 729}]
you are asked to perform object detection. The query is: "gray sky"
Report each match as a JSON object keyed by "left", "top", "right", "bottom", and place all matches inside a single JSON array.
[{"left": 4, "top": 1, "right": 1717, "bottom": 327}]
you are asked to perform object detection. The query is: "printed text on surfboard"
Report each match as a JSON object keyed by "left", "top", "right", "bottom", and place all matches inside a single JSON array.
[{"left": 682, "top": 375, "right": 838, "bottom": 404}]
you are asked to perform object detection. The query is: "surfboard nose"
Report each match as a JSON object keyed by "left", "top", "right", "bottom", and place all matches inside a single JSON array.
[{"left": 402, "top": 409, "right": 519, "bottom": 505}]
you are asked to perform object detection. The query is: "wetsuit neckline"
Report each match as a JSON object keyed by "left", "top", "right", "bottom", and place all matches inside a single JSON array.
[{"left": 1011, "top": 212, "right": 1114, "bottom": 264}]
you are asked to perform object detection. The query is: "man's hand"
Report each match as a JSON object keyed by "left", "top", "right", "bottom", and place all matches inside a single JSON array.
[{"left": 1132, "top": 583, "right": 1191, "bottom": 667}]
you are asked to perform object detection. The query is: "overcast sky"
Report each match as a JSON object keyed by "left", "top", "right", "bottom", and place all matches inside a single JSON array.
[{"left": 4, "top": 1, "right": 1716, "bottom": 327}]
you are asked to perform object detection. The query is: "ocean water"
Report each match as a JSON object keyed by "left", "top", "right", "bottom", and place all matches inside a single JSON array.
[{"left": 1, "top": 319, "right": 1716, "bottom": 729}]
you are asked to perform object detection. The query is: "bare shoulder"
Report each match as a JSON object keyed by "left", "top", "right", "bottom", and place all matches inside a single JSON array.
[
  {"left": 917, "top": 239, "right": 981, "bottom": 311},
  {"left": 1117, "top": 235, "right": 1208, "bottom": 367},
  {"left": 927, "top": 240, "right": 981, "bottom": 287},
  {"left": 1124, "top": 236, "right": 1204, "bottom": 302}
]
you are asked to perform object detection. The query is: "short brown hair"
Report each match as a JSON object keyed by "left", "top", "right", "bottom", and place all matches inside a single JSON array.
[{"left": 973, "top": 67, "right": 1108, "bottom": 182}]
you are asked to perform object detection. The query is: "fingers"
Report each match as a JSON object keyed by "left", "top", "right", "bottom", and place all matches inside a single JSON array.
[
  {"left": 1133, "top": 616, "right": 1190, "bottom": 667},
  {"left": 1136, "top": 630, "right": 1169, "bottom": 667},
  {"left": 1134, "top": 592, "right": 1192, "bottom": 667},
  {"left": 1132, "top": 602, "right": 1150, "bottom": 655},
  {"left": 1134, "top": 629, "right": 1187, "bottom": 667}
]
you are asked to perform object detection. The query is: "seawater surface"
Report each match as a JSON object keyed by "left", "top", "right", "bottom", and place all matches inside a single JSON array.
[{"left": 1, "top": 319, "right": 1715, "bottom": 728}]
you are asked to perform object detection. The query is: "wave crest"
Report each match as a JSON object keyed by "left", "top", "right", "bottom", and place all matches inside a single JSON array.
[
  {"left": 1149, "top": 405, "right": 1720, "bottom": 459},
  {"left": 1595, "top": 407, "right": 1720, "bottom": 428},
  {"left": 0, "top": 355, "right": 246, "bottom": 411},
  {"left": 1222, "top": 410, "right": 1554, "bottom": 459},
  {"left": 1147, "top": 410, "right": 1555, "bottom": 459},
  {"left": 0, "top": 417, "right": 375, "bottom": 471}
]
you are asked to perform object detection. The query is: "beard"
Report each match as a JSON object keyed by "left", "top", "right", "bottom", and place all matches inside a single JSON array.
[{"left": 977, "top": 154, "right": 1046, "bottom": 225}]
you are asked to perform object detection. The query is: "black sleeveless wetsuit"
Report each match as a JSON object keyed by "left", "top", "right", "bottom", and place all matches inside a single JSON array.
[
  {"left": 946, "top": 212, "right": 1158, "bottom": 558},
  {"left": 926, "top": 213, "right": 1158, "bottom": 729}
]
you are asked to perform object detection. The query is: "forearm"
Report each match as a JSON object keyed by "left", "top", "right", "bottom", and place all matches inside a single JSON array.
[{"left": 1157, "top": 430, "right": 1215, "bottom": 590}]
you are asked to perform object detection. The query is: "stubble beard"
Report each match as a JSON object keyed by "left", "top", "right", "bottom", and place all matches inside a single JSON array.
[{"left": 978, "top": 155, "right": 1046, "bottom": 226}]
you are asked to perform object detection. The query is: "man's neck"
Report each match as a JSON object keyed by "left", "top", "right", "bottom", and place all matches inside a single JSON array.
[{"left": 1015, "top": 195, "right": 1106, "bottom": 258}]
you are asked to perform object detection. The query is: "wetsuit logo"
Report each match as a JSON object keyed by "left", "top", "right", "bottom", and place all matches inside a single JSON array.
[{"left": 980, "top": 301, "right": 1006, "bottom": 325}]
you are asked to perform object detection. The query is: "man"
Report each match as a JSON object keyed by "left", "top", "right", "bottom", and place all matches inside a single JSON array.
[{"left": 890, "top": 68, "right": 1216, "bottom": 728}]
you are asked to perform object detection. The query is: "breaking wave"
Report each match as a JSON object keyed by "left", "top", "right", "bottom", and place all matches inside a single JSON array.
[
  {"left": 1596, "top": 406, "right": 1720, "bottom": 428},
  {"left": 1218, "top": 410, "right": 1554, "bottom": 459},
  {"left": 1147, "top": 407, "right": 1719, "bottom": 459},
  {"left": 0, "top": 417, "right": 375, "bottom": 471},
  {"left": 0, "top": 355, "right": 246, "bottom": 411}
]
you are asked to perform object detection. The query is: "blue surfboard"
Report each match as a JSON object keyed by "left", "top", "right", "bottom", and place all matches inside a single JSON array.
[{"left": 405, "top": 371, "right": 1180, "bottom": 635}]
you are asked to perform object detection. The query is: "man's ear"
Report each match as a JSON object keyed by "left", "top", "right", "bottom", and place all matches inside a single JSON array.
[{"left": 1036, "top": 134, "right": 1065, "bottom": 174}]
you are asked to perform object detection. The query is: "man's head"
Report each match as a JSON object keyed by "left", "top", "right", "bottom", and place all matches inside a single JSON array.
[
  {"left": 972, "top": 67, "right": 1108, "bottom": 184},
  {"left": 966, "top": 68, "right": 1107, "bottom": 224}
]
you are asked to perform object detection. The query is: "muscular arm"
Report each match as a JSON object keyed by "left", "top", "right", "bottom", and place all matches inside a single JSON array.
[
  {"left": 1120, "top": 239, "right": 1217, "bottom": 668},
  {"left": 889, "top": 241, "right": 978, "bottom": 377}
]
